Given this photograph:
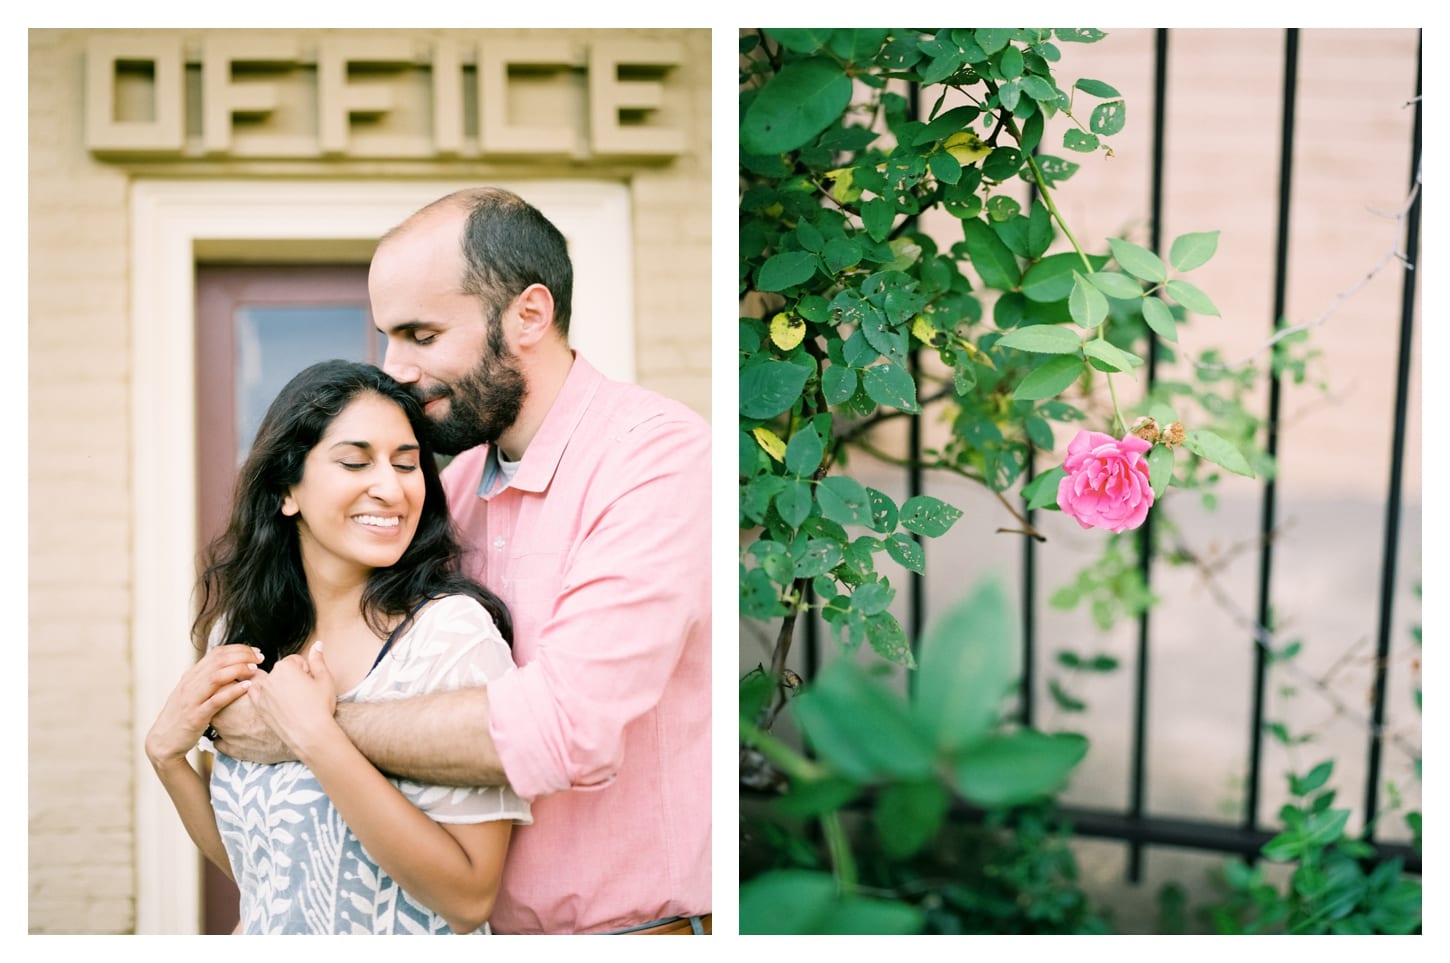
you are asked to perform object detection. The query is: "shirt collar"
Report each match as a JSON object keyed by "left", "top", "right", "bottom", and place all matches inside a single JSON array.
[{"left": 475, "top": 353, "right": 602, "bottom": 499}]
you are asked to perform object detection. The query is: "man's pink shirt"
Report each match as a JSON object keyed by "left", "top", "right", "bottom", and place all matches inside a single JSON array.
[{"left": 439, "top": 354, "right": 711, "bottom": 934}]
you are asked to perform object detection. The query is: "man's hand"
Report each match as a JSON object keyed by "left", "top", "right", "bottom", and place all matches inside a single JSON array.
[{"left": 211, "top": 669, "right": 297, "bottom": 764}]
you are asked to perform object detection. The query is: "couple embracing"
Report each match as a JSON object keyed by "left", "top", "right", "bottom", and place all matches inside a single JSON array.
[{"left": 145, "top": 189, "right": 711, "bottom": 935}]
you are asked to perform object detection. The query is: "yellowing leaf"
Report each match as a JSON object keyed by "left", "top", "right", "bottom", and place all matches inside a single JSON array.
[
  {"left": 752, "top": 426, "right": 787, "bottom": 462},
  {"left": 827, "top": 166, "right": 860, "bottom": 204},
  {"left": 911, "top": 315, "right": 939, "bottom": 345},
  {"left": 944, "top": 131, "right": 991, "bottom": 164},
  {"left": 770, "top": 312, "right": 807, "bottom": 351},
  {"left": 956, "top": 337, "right": 998, "bottom": 370}
]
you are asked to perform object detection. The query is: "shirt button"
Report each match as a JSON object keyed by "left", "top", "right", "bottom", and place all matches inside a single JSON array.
[{"left": 493, "top": 537, "right": 505, "bottom": 548}]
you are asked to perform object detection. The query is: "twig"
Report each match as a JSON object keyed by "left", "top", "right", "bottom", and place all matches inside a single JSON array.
[{"left": 1194, "top": 177, "right": 1420, "bottom": 373}]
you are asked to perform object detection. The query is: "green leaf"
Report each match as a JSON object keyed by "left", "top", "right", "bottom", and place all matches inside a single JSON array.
[
  {"left": 998, "top": 44, "right": 1024, "bottom": 79},
  {"left": 792, "top": 538, "right": 843, "bottom": 579},
  {"left": 740, "top": 360, "right": 810, "bottom": 419},
  {"left": 884, "top": 533, "right": 925, "bottom": 574},
  {"left": 773, "top": 776, "right": 861, "bottom": 818},
  {"left": 1289, "top": 760, "right": 1335, "bottom": 797},
  {"left": 899, "top": 494, "right": 963, "bottom": 537},
  {"left": 914, "top": 579, "right": 1017, "bottom": 752},
  {"left": 1169, "top": 230, "right": 1220, "bottom": 271},
  {"left": 862, "top": 361, "right": 920, "bottom": 412},
  {"left": 1165, "top": 278, "right": 1221, "bottom": 316},
  {"left": 866, "top": 611, "right": 915, "bottom": 668},
  {"left": 792, "top": 658, "right": 935, "bottom": 781},
  {"left": 1082, "top": 271, "right": 1140, "bottom": 302},
  {"left": 875, "top": 781, "right": 950, "bottom": 859},
  {"left": 765, "top": 29, "right": 837, "bottom": 55},
  {"left": 1083, "top": 337, "right": 1142, "bottom": 375},
  {"left": 822, "top": 235, "right": 864, "bottom": 274},
  {"left": 1147, "top": 445, "right": 1174, "bottom": 499},
  {"left": 1023, "top": 465, "right": 1067, "bottom": 510},
  {"left": 816, "top": 475, "right": 874, "bottom": 526},
  {"left": 962, "top": 218, "right": 1022, "bottom": 290},
  {"left": 785, "top": 425, "right": 824, "bottom": 477},
  {"left": 861, "top": 196, "right": 895, "bottom": 242},
  {"left": 740, "top": 870, "right": 925, "bottom": 935},
  {"left": 1141, "top": 295, "right": 1178, "bottom": 342},
  {"left": 1063, "top": 128, "right": 1099, "bottom": 152},
  {"left": 1012, "top": 354, "right": 1083, "bottom": 401},
  {"left": 975, "top": 28, "right": 1013, "bottom": 55},
  {"left": 774, "top": 479, "right": 813, "bottom": 529},
  {"left": 1090, "top": 99, "right": 1126, "bottom": 136},
  {"left": 995, "top": 324, "right": 1081, "bottom": 354},
  {"left": 851, "top": 580, "right": 895, "bottom": 616},
  {"left": 1047, "top": 679, "right": 1086, "bottom": 712},
  {"left": 1107, "top": 237, "right": 1168, "bottom": 284},
  {"left": 1182, "top": 428, "right": 1255, "bottom": 477},
  {"left": 1075, "top": 77, "right": 1121, "bottom": 97},
  {"left": 757, "top": 251, "right": 819, "bottom": 292},
  {"left": 928, "top": 150, "right": 962, "bottom": 185},
  {"left": 821, "top": 365, "right": 857, "bottom": 405},
  {"left": 1069, "top": 272, "right": 1110, "bottom": 327},
  {"left": 741, "top": 57, "right": 854, "bottom": 154},
  {"left": 1022, "top": 251, "right": 1105, "bottom": 302},
  {"left": 951, "top": 731, "right": 1089, "bottom": 807},
  {"left": 867, "top": 487, "right": 899, "bottom": 533}
]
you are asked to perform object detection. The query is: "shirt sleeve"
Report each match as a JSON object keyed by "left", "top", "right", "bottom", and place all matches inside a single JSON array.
[
  {"left": 352, "top": 594, "right": 532, "bottom": 825},
  {"left": 486, "top": 411, "right": 712, "bottom": 799}
]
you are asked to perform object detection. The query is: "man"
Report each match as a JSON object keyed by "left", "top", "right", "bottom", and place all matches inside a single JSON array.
[{"left": 215, "top": 188, "right": 711, "bottom": 934}]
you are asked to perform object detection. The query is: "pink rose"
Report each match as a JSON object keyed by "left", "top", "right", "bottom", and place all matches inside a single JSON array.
[{"left": 1056, "top": 430, "right": 1154, "bottom": 533}]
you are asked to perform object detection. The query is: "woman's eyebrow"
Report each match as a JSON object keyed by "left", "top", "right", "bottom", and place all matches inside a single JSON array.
[{"left": 328, "top": 440, "right": 421, "bottom": 453}]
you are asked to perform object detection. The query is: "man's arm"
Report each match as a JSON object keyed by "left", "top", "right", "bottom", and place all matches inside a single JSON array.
[
  {"left": 216, "top": 679, "right": 506, "bottom": 786},
  {"left": 335, "top": 686, "right": 505, "bottom": 786}
]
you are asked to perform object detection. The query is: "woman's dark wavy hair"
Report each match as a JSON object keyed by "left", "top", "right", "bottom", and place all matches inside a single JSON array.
[{"left": 192, "top": 359, "right": 511, "bottom": 668}]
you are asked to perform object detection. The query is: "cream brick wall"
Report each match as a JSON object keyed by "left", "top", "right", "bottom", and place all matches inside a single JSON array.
[
  {"left": 27, "top": 26, "right": 710, "bottom": 935},
  {"left": 28, "top": 28, "right": 138, "bottom": 935}
]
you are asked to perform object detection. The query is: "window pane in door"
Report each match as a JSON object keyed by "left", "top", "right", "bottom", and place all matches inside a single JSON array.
[{"left": 234, "top": 304, "right": 384, "bottom": 464}]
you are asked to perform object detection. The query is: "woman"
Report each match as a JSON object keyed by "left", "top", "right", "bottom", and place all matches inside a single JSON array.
[{"left": 144, "top": 360, "right": 529, "bottom": 934}]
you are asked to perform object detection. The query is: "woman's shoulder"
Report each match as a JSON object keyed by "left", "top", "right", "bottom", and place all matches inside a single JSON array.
[{"left": 409, "top": 593, "right": 507, "bottom": 642}]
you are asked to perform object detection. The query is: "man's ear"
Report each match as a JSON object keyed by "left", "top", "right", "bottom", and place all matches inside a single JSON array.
[{"left": 512, "top": 283, "right": 556, "bottom": 348}]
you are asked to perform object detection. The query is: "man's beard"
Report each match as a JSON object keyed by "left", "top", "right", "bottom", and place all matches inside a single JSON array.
[{"left": 419, "top": 344, "right": 528, "bottom": 457}]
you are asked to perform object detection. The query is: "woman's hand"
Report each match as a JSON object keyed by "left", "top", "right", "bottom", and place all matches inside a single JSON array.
[
  {"left": 249, "top": 643, "right": 342, "bottom": 761},
  {"left": 145, "top": 645, "right": 263, "bottom": 767}
]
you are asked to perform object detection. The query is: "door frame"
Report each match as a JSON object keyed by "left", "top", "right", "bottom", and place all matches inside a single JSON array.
[{"left": 130, "top": 179, "right": 633, "bottom": 934}]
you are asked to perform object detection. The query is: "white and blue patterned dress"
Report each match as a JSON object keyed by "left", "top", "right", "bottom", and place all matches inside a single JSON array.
[{"left": 207, "top": 595, "right": 532, "bottom": 935}]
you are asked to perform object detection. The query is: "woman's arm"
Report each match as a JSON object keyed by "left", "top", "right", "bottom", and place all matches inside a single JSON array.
[
  {"left": 250, "top": 644, "right": 512, "bottom": 933},
  {"left": 144, "top": 644, "right": 262, "bottom": 878}
]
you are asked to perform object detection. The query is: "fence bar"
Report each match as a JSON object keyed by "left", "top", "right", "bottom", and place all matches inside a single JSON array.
[
  {"left": 906, "top": 80, "right": 927, "bottom": 663},
  {"left": 1123, "top": 28, "right": 1172, "bottom": 885},
  {"left": 1054, "top": 805, "right": 1421, "bottom": 874},
  {"left": 1363, "top": 31, "right": 1422, "bottom": 840},
  {"left": 1021, "top": 457, "right": 1036, "bottom": 727},
  {"left": 1245, "top": 28, "right": 1298, "bottom": 841}
]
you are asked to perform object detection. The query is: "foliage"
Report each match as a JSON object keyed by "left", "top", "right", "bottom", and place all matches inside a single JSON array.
[
  {"left": 739, "top": 579, "right": 1096, "bottom": 933},
  {"left": 739, "top": 27, "right": 1255, "bottom": 676},
  {"left": 1202, "top": 760, "right": 1421, "bottom": 934},
  {"left": 735, "top": 26, "right": 1349, "bottom": 936}
]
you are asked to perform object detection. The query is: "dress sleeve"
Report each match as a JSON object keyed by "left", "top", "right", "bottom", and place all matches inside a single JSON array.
[{"left": 350, "top": 594, "right": 533, "bottom": 826}]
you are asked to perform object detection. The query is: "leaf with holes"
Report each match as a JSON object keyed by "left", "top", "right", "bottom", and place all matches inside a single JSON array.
[{"left": 899, "top": 495, "right": 963, "bottom": 537}]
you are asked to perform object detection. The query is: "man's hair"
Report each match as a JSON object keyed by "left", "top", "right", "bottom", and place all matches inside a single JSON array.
[
  {"left": 191, "top": 360, "right": 512, "bottom": 664},
  {"left": 413, "top": 188, "right": 574, "bottom": 338}
]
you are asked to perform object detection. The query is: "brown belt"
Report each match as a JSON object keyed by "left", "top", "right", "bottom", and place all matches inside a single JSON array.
[{"left": 614, "top": 914, "right": 711, "bottom": 935}]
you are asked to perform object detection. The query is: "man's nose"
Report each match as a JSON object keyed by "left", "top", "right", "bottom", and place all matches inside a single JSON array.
[{"left": 381, "top": 346, "right": 419, "bottom": 385}]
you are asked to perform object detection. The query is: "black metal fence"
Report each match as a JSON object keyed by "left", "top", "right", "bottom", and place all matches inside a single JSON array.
[{"left": 802, "top": 27, "right": 1422, "bottom": 880}]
